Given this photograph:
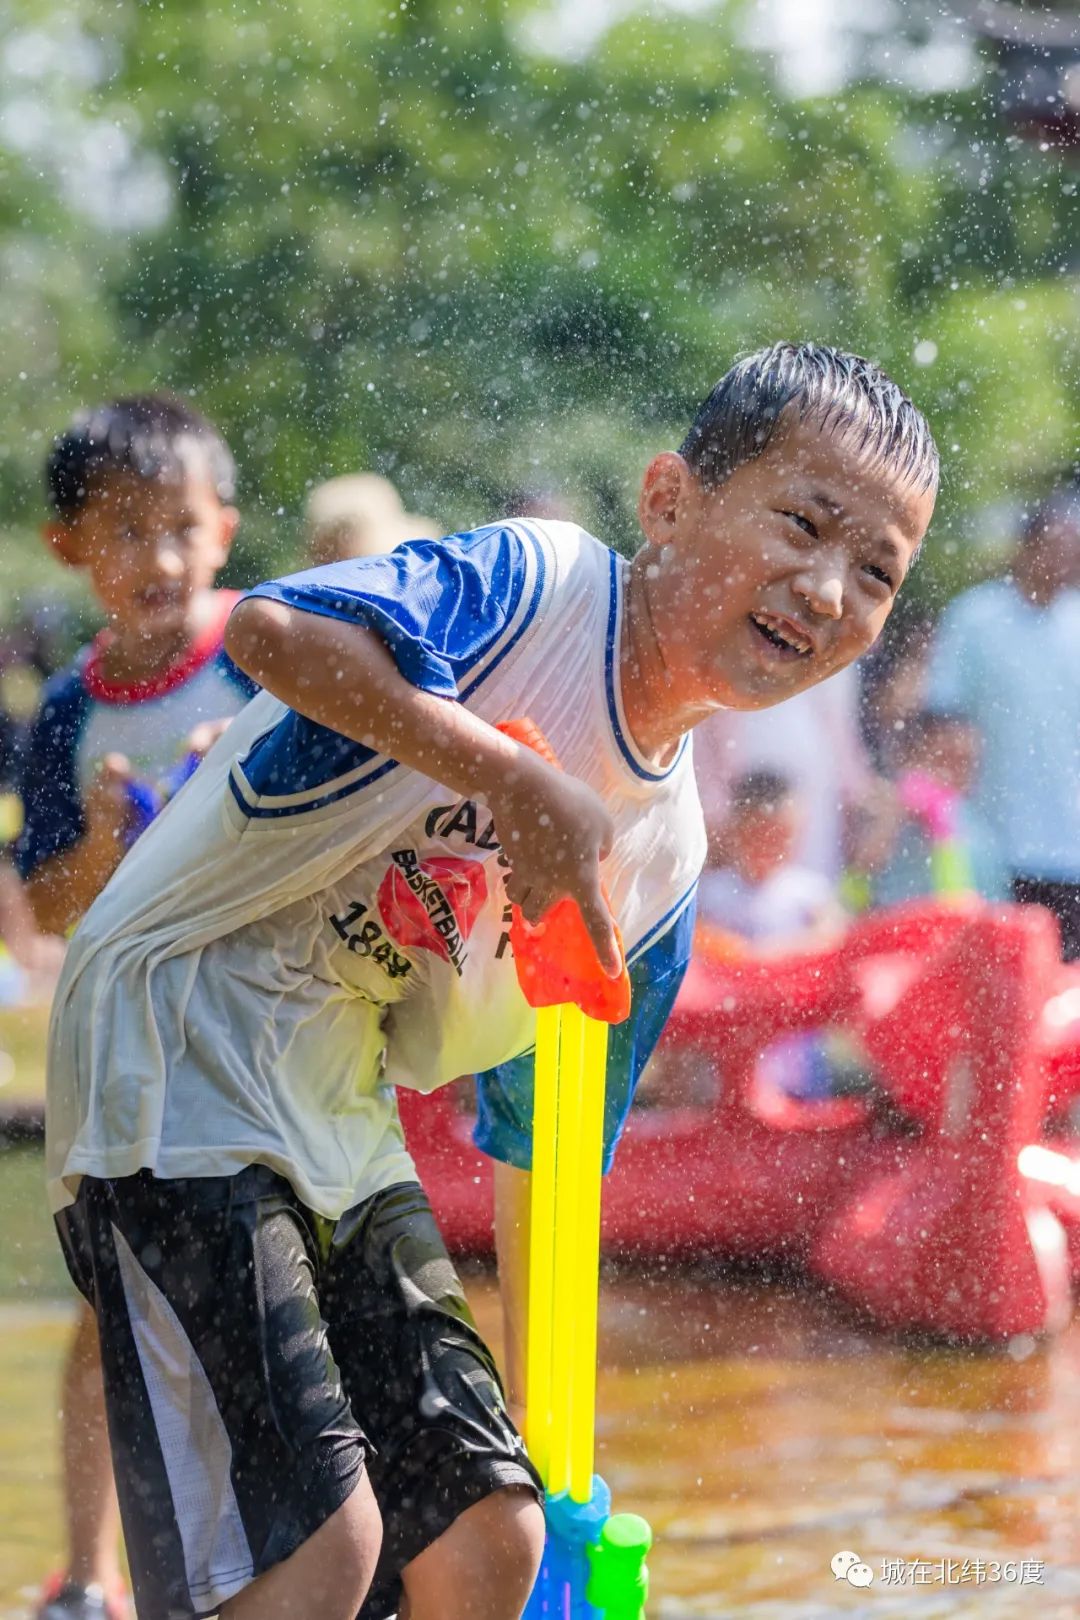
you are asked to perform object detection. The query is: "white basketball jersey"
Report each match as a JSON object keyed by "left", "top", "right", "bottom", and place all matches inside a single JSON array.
[{"left": 46, "top": 522, "right": 705, "bottom": 1217}]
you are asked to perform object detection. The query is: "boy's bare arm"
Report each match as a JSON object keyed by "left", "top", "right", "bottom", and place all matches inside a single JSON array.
[
  {"left": 26, "top": 756, "right": 133, "bottom": 933},
  {"left": 226, "top": 597, "right": 621, "bottom": 969}
]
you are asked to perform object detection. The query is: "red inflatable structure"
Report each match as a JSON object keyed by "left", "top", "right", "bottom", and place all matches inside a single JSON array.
[{"left": 398, "top": 898, "right": 1080, "bottom": 1343}]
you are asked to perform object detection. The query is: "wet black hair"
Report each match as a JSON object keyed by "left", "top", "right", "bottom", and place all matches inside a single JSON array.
[
  {"left": 729, "top": 769, "right": 795, "bottom": 815},
  {"left": 46, "top": 394, "right": 236, "bottom": 520},
  {"left": 680, "top": 342, "right": 939, "bottom": 496}
]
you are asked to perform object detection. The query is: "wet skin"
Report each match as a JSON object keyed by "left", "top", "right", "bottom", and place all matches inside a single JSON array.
[{"left": 620, "top": 414, "right": 936, "bottom": 765}]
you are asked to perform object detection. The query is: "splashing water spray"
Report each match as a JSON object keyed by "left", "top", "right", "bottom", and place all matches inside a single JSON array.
[{"left": 497, "top": 720, "right": 651, "bottom": 1620}]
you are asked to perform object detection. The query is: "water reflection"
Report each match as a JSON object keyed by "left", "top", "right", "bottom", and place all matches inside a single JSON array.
[
  {"left": 2, "top": 1158, "right": 1080, "bottom": 1615},
  {"left": 469, "top": 1264, "right": 1080, "bottom": 1617}
]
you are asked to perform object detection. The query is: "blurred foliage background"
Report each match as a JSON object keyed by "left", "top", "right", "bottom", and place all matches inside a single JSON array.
[{"left": 2, "top": 0, "right": 1079, "bottom": 607}]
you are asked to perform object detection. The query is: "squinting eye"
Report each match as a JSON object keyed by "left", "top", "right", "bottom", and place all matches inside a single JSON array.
[
  {"left": 864, "top": 563, "right": 894, "bottom": 589},
  {"left": 781, "top": 510, "right": 818, "bottom": 538}
]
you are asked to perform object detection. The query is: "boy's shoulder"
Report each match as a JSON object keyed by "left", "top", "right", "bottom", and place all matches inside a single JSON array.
[{"left": 249, "top": 520, "right": 615, "bottom": 708}]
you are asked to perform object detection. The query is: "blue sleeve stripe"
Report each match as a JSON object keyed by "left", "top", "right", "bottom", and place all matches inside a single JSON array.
[
  {"left": 230, "top": 526, "right": 551, "bottom": 822},
  {"left": 227, "top": 752, "right": 401, "bottom": 819},
  {"left": 458, "top": 523, "right": 546, "bottom": 701}
]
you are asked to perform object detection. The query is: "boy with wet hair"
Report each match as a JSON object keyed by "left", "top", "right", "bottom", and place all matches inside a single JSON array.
[
  {"left": 21, "top": 394, "right": 256, "bottom": 1620},
  {"left": 46, "top": 343, "right": 937, "bottom": 1620}
]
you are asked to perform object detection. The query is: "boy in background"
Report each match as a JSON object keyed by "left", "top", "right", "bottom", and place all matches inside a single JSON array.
[
  {"left": 47, "top": 346, "right": 936, "bottom": 1619},
  {"left": 697, "top": 768, "right": 845, "bottom": 947},
  {"left": 695, "top": 768, "right": 845, "bottom": 1105},
  {"left": 18, "top": 396, "right": 256, "bottom": 1620}
]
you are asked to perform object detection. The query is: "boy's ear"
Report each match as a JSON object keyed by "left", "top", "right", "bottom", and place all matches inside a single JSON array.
[
  {"left": 42, "top": 522, "right": 86, "bottom": 569},
  {"left": 638, "top": 452, "right": 694, "bottom": 546},
  {"left": 205, "top": 504, "right": 240, "bottom": 571}
]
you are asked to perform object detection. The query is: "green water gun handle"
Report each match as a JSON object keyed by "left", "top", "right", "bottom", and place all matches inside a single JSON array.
[{"left": 586, "top": 1513, "right": 652, "bottom": 1618}]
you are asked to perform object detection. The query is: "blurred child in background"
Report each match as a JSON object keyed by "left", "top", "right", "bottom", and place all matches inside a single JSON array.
[
  {"left": 698, "top": 769, "right": 846, "bottom": 949},
  {"left": 695, "top": 770, "right": 847, "bottom": 1105},
  {"left": 857, "top": 600, "right": 935, "bottom": 774},
  {"left": 0, "top": 862, "right": 65, "bottom": 994},
  {"left": 18, "top": 395, "right": 257, "bottom": 1620}
]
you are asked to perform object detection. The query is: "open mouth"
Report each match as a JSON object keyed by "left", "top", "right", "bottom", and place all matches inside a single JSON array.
[{"left": 749, "top": 611, "right": 814, "bottom": 658}]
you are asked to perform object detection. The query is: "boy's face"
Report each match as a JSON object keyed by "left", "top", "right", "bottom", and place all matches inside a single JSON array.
[
  {"left": 48, "top": 459, "right": 238, "bottom": 639},
  {"left": 639, "top": 415, "right": 934, "bottom": 713},
  {"left": 730, "top": 800, "right": 799, "bottom": 884}
]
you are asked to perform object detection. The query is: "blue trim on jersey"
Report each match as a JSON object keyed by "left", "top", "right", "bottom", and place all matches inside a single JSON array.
[
  {"left": 603, "top": 548, "right": 687, "bottom": 782},
  {"left": 230, "top": 524, "right": 547, "bottom": 822},
  {"left": 247, "top": 526, "right": 532, "bottom": 701},
  {"left": 626, "top": 881, "right": 698, "bottom": 966},
  {"left": 473, "top": 891, "right": 697, "bottom": 1174},
  {"left": 15, "top": 661, "right": 93, "bottom": 879},
  {"left": 458, "top": 522, "right": 546, "bottom": 701},
  {"left": 228, "top": 746, "right": 400, "bottom": 820}
]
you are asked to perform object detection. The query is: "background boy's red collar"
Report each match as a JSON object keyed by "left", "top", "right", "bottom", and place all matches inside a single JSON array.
[{"left": 82, "top": 590, "right": 241, "bottom": 705}]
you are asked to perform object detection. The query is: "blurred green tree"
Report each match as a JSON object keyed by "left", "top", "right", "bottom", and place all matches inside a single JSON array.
[{"left": 3, "top": 0, "right": 1080, "bottom": 594}]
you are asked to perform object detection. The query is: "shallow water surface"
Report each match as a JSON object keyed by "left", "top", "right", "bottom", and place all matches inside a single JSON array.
[{"left": 2, "top": 1147, "right": 1079, "bottom": 1616}]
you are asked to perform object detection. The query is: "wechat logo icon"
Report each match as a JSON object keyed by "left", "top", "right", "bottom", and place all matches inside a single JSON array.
[{"left": 831, "top": 1550, "right": 874, "bottom": 1588}]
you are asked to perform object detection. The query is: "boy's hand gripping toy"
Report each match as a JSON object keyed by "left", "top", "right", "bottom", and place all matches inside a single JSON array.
[{"left": 497, "top": 719, "right": 650, "bottom": 1619}]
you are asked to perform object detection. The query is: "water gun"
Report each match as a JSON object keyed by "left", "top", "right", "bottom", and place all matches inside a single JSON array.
[
  {"left": 496, "top": 719, "right": 631, "bottom": 1023},
  {"left": 497, "top": 718, "right": 650, "bottom": 1620},
  {"left": 123, "top": 752, "right": 201, "bottom": 849}
]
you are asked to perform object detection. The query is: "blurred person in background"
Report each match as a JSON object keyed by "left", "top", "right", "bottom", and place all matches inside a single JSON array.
[
  {"left": 868, "top": 710, "right": 1009, "bottom": 907},
  {"left": 693, "top": 664, "right": 874, "bottom": 884},
  {"left": 858, "top": 600, "right": 936, "bottom": 774},
  {"left": 0, "top": 861, "right": 65, "bottom": 994},
  {"left": 926, "top": 484, "right": 1080, "bottom": 957},
  {"left": 19, "top": 394, "right": 255, "bottom": 1620},
  {"left": 502, "top": 486, "right": 576, "bottom": 523},
  {"left": 305, "top": 472, "right": 439, "bottom": 565},
  {"left": 696, "top": 769, "right": 845, "bottom": 1105},
  {"left": 697, "top": 769, "right": 845, "bottom": 948}
]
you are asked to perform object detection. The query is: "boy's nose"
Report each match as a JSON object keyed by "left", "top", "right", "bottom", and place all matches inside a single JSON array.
[
  {"left": 151, "top": 536, "right": 186, "bottom": 578},
  {"left": 794, "top": 569, "right": 844, "bottom": 620}
]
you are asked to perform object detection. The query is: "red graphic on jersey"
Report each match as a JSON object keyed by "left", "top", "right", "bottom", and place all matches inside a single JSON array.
[{"left": 378, "top": 850, "right": 488, "bottom": 974}]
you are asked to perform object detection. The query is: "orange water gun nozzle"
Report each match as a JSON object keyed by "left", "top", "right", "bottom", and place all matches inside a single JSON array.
[{"left": 496, "top": 719, "right": 631, "bottom": 1025}]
